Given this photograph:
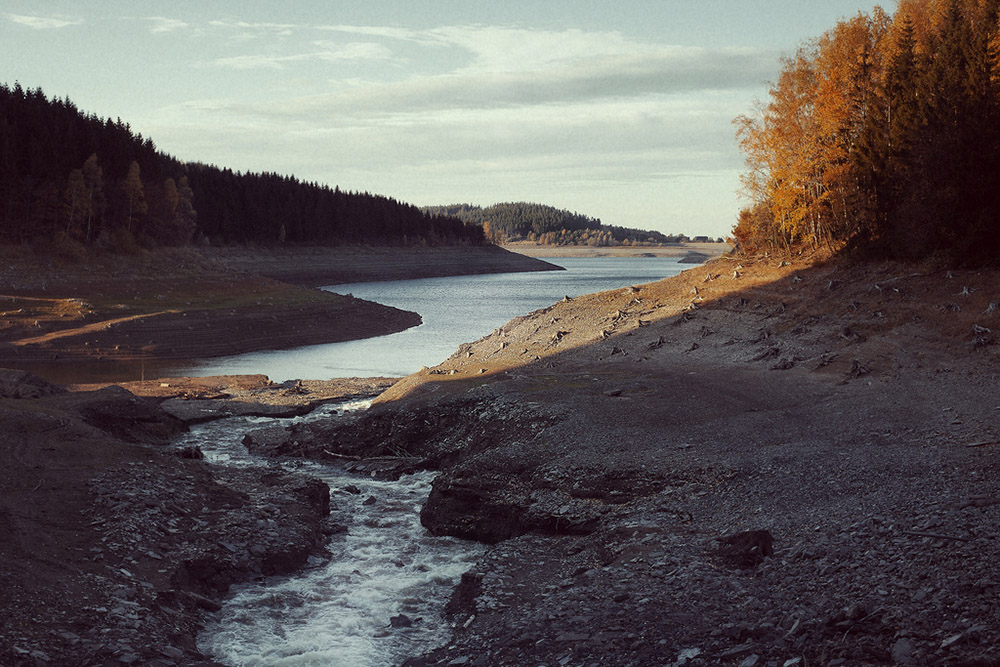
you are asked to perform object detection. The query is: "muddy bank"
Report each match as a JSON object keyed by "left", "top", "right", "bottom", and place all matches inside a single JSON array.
[
  {"left": 0, "top": 243, "right": 558, "bottom": 382},
  {"left": 0, "top": 370, "right": 336, "bottom": 666},
  {"left": 245, "top": 251, "right": 1000, "bottom": 666},
  {"left": 202, "top": 244, "right": 561, "bottom": 287},
  {"left": 0, "top": 246, "right": 421, "bottom": 379}
]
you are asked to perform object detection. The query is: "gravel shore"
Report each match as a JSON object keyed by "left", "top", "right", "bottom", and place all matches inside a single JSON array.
[{"left": 248, "top": 249, "right": 1000, "bottom": 666}]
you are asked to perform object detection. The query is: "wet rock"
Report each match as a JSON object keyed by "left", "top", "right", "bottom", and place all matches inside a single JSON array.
[
  {"left": 391, "top": 614, "right": 414, "bottom": 628},
  {"left": 445, "top": 570, "right": 484, "bottom": 618},
  {"left": 173, "top": 445, "right": 204, "bottom": 459},
  {"left": 65, "top": 385, "right": 187, "bottom": 444},
  {"left": 0, "top": 369, "right": 66, "bottom": 399}
]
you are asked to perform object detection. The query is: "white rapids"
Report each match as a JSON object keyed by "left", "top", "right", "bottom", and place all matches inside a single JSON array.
[{"left": 178, "top": 402, "right": 485, "bottom": 667}]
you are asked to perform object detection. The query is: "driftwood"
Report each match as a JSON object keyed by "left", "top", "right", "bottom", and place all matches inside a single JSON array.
[
  {"left": 322, "top": 449, "right": 415, "bottom": 462},
  {"left": 901, "top": 530, "right": 972, "bottom": 542}
]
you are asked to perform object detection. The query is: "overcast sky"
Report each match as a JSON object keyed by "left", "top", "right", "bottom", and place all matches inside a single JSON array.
[{"left": 3, "top": 1, "right": 892, "bottom": 238}]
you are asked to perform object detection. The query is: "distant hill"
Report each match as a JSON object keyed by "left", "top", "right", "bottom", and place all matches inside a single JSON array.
[
  {"left": 422, "top": 202, "right": 694, "bottom": 247},
  {"left": 0, "top": 82, "right": 483, "bottom": 251}
]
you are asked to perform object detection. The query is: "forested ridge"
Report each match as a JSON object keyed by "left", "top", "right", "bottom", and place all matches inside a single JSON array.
[
  {"left": 422, "top": 202, "right": 693, "bottom": 246},
  {"left": 0, "top": 83, "right": 483, "bottom": 250},
  {"left": 735, "top": 0, "right": 1000, "bottom": 265}
]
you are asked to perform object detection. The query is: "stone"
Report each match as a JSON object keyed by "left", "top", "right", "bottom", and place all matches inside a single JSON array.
[
  {"left": 719, "top": 644, "right": 754, "bottom": 660},
  {"left": 713, "top": 530, "right": 774, "bottom": 568},
  {"left": 159, "top": 646, "right": 184, "bottom": 659},
  {"left": 892, "top": 638, "right": 914, "bottom": 664},
  {"left": 390, "top": 614, "right": 414, "bottom": 628}
]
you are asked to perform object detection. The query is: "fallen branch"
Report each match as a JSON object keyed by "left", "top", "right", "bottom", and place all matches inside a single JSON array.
[
  {"left": 323, "top": 449, "right": 418, "bottom": 463},
  {"left": 966, "top": 441, "right": 999, "bottom": 448},
  {"left": 902, "top": 530, "right": 972, "bottom": 542},
  {"left": 323, "top": 450, "right": 362, "bottom": 461}
]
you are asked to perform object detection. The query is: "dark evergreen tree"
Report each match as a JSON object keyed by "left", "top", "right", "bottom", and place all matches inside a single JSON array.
[{"left": 0, "top": 83, "right": 483, "bottom": 249}]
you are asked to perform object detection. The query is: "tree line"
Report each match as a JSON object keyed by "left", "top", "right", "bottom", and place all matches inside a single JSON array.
[
  {"left": 734, "top": 0, "right": 1000, "bottom": 265},
  {"left": 422, "top": 202, "right": 688, "bottom": 246},
  {"left": 0, "top": 83, "right": 483, "bottom": 251}
]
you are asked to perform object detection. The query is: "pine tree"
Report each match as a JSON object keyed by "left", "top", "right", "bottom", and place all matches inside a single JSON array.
[
  {"left": 122, "top": 161, "right": 147, "bottom": 234},
  {"left": 81, "top": 154, "right": 104, "bottom": 243},
  {"left": 173, "top": 175, "right": 197, "bottom": 245},
  {"left": 63, "top": 169, "right": 89, "bottom": 237}
]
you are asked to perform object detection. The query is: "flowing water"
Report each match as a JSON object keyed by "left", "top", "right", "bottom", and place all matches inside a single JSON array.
[
  {"left": 183, "top": 256, "right": 688, "bottom": 381},
  {"left": 183, "top": 402, "right": 486, "bottom": 666}
]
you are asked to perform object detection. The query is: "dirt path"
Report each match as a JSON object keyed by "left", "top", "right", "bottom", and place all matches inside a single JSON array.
[
  {"left": 10, "top": 309, "right": 181, "bottom": 346},
  {"left": 0, "top": 247, "right": 425, "bottom": 380}
]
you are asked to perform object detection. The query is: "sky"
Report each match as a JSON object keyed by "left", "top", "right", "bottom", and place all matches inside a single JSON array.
[{"left": 2, "top": 1, "right": 893, "bottom": 239}]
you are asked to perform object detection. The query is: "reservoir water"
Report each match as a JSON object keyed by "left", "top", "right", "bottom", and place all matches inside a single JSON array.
[{"left": 185, "top": 256, "right": 689, "bottom": 381}]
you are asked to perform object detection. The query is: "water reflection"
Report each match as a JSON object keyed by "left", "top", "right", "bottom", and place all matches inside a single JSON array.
[{"left": 187, "top": 257, "right": 686, "bottom": 381}]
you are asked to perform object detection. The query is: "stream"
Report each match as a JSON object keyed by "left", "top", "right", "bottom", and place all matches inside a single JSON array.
[
  {"left": 165, "top": 258, "right": 693, "bottom": 664},
  {"left": 175, "top": 401, "right": 485, "bottom": 666}
]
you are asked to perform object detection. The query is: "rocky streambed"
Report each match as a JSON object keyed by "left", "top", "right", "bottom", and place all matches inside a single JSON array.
[
  {"left": 181, "top": 402, "right": 486, "bottom": 665},
  {"left": 0, "top": 370, "right": 493, "bottom": 667},
  {"left": 0, "top": 371, "right": 348, "bottom": 666}
]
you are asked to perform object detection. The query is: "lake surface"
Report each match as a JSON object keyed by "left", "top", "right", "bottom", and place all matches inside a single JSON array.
[{"left": 183, "top": 256, "right": 689, "bottom": 381}]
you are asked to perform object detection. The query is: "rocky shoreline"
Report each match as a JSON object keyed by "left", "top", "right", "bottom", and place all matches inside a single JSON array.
[
  {"left": 3, "top": 248, "right": 999, "bottom": 666},
  {"left": 202, "top": 244, "right": 561, "bottom": 287},
  {"left": 0, "top": 370, "right": 371, "bottom": 667},
  {"left": 236, "top": 250, "right": 1000, "bottom": 666}
]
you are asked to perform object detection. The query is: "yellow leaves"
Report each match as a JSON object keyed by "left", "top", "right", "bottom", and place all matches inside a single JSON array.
[{"left": 734, "top": 5, "right": 895, "bottom": 248}]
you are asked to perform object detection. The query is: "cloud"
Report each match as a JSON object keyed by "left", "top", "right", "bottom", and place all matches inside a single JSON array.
[
  {"left": 207, "top": 19, "right": 299, "bottom": 35},
  {"left": 210, "top": 41, "right": 395, "bottom": 70},
  {"left": 144, "top": 16, "right": 190, "bottom": 34},
  {"left": 6, "top": 13, "right": 82, "bottom": 30},
  {"left": 235, "top": 45, "right": 775, "bottom": 119},
  {"left": 144, "top": 22, "right": 765, "bottom": 236}
]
